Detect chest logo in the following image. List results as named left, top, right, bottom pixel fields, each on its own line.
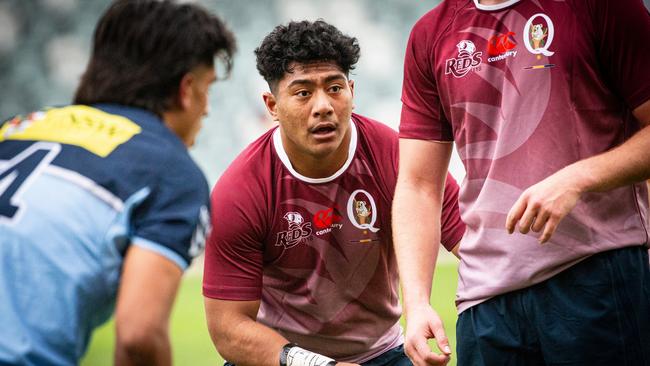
left=445, top=40, right=483, bottom=78
left=523, top=13, right=555, bottom=58
left=275, top=212, right=312, bottom=249
left=347, top=189, right=379, bottom=233
left=487, top=32, right=517, bottom=62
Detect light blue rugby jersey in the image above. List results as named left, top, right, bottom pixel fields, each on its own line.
left=0, top=104, right=210, bottom=365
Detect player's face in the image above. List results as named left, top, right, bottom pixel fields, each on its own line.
left=264, top=62, right=355, bottom=176
left=180, top=64, right=216, bottom=147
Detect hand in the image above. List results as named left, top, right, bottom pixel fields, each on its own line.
left=506, top=166, right=584, bottom=243
left=403, top=304, right=451, bottom=366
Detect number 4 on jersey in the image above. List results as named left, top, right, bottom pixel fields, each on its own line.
left=0, top=142, right=61, bottom=221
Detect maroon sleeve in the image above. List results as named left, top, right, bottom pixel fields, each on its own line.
left=589, top=0, right=650, bottom=109
left=399, top=13, right=454, bottom=141
left=202, top=167, right=266, bottom=301
left=440, top=173, right=465, bottom=251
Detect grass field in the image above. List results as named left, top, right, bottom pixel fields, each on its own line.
left=81, top=261, right=459, bottom=366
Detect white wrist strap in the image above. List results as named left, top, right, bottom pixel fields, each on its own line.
left=286, top=346, right=335, bottom=366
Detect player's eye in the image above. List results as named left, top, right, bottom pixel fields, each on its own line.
left=329, top=85, right=342, bottom=93
left=296, top=90, right=310, bottom=97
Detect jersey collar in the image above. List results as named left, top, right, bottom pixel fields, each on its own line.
left=273, top=119, right=358, bottom=184
left=473, top=0, right=521, bottom=11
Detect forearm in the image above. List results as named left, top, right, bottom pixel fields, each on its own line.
left=208, top=309, right=288, bottom=366
left=567, top=125, right=650, bottom=194
left=393, top=177, right=442, bottom=311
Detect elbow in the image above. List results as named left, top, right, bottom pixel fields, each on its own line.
left=116, top=322, right=168, bottom=361
left=206, top=312, right=248, bottom=362
left=207, top=316, right=232, bottom=356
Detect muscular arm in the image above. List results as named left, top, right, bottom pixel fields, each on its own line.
left=392, top=138, right=452, bottom=366
left=507, top=99, right=650, bottom=242
left=205, top=298, right=288, bottom=366
left=114, top=246, right=182, bottom=366
left=204, top=299, right=357, bottom=366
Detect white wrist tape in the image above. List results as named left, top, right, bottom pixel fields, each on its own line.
left=286, top=346, right=336, bottom=366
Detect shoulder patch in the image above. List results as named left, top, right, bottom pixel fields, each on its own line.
left=0, top=105, right=141, bottom=157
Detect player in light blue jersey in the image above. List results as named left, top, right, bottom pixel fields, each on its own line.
left=0, top=1, right=236, bottom=365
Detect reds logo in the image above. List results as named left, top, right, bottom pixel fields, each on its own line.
left=275, top=212, right=312, bottom=249
left=445, top=40, right=482, bottom=78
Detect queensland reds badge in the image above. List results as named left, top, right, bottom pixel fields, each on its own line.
left=347, top=189, right=379, bottom=233
left=275, top=211, right=312, bottom=249
left=445, top=40, right=482, bottom=78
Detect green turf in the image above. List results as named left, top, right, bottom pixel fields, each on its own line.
left=81, top=262, right=459, bottom=366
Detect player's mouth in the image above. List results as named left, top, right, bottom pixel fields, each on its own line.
left=309, top=123, right=337, bottom=140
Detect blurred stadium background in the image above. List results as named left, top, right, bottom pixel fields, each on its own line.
left=1, top=0, right=649, bottom=365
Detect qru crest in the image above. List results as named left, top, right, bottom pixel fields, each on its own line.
left=347, top=189, right=380, bottom=233
left=523, top=13, right=555, bottom=57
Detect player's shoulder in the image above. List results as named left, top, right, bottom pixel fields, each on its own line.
left=114, top=105, right=204, bottom=179
left=100, top=104, right=208, bottom=195
left=214, top=127, right=276, bottom=193
left=351, top=113, right=398, bottom=162
left=410, top=0, right=463, bottom=46
left=352, top=113, right=397, bottom=141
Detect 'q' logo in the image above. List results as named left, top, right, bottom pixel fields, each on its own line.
left=523, top=13, right=555, bottom=57
left=347, top=189, right=380, bottom=233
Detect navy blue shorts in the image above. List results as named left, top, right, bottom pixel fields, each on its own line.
left=224, top=344, right=411, bottom=366
left=457, top=246, right=650, bottom=366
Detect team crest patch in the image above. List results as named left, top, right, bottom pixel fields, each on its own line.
left=523, top=13, right=556, bottom=70
left=275, top=211, right=312, bottom=249
left=347, top=189, right=379, bottom=233
left=445, top=40, right=482, bottom=78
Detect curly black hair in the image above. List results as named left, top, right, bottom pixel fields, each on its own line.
left=255, top=20, right=360, bottom=91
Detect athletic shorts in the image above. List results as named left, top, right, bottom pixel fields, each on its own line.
left=457, top=245, right=650, bottom=366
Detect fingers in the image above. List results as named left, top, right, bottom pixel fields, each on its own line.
left=539, top=215, right=560, bottom=243
left=505, top=194, right=527, bottom=233
left=404, top=327, right=451, bottom=365
left=530, top=209, right=550, bottom=233
left=409, top=340, right=449, bottom=366
left=516, top=202, right=539, bottom=234
left=507, top=196, right=562, bottom=243
left=431, top=321, right=451, bottom=356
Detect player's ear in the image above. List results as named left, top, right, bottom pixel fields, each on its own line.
left=263, top=92, right=279, bottom=121
left=178, top=72, right=195, bottom=111
left=349, top=79, right=355, bottom=110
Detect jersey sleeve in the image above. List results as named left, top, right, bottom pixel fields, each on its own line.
left=202, top=170, right=266, bottom=301
left=130, top=156, right=210, bottom=271
left=400, top=16, right=454, bottom=141
left=589, top=0, right=650, bottom=110
left=440, top=173, right=465, bottom=251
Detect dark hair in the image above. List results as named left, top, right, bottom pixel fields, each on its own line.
left=73, top=0, right=236, bottom=115
left=255, top=20, right=360, bottom=91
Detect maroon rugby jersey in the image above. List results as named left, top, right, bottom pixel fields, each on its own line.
left=203, top=113, right=464, bottom=362
left=401, top=0, right=650, bottom=313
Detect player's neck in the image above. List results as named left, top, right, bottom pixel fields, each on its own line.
left=286, top=130, right=351, bottom=179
